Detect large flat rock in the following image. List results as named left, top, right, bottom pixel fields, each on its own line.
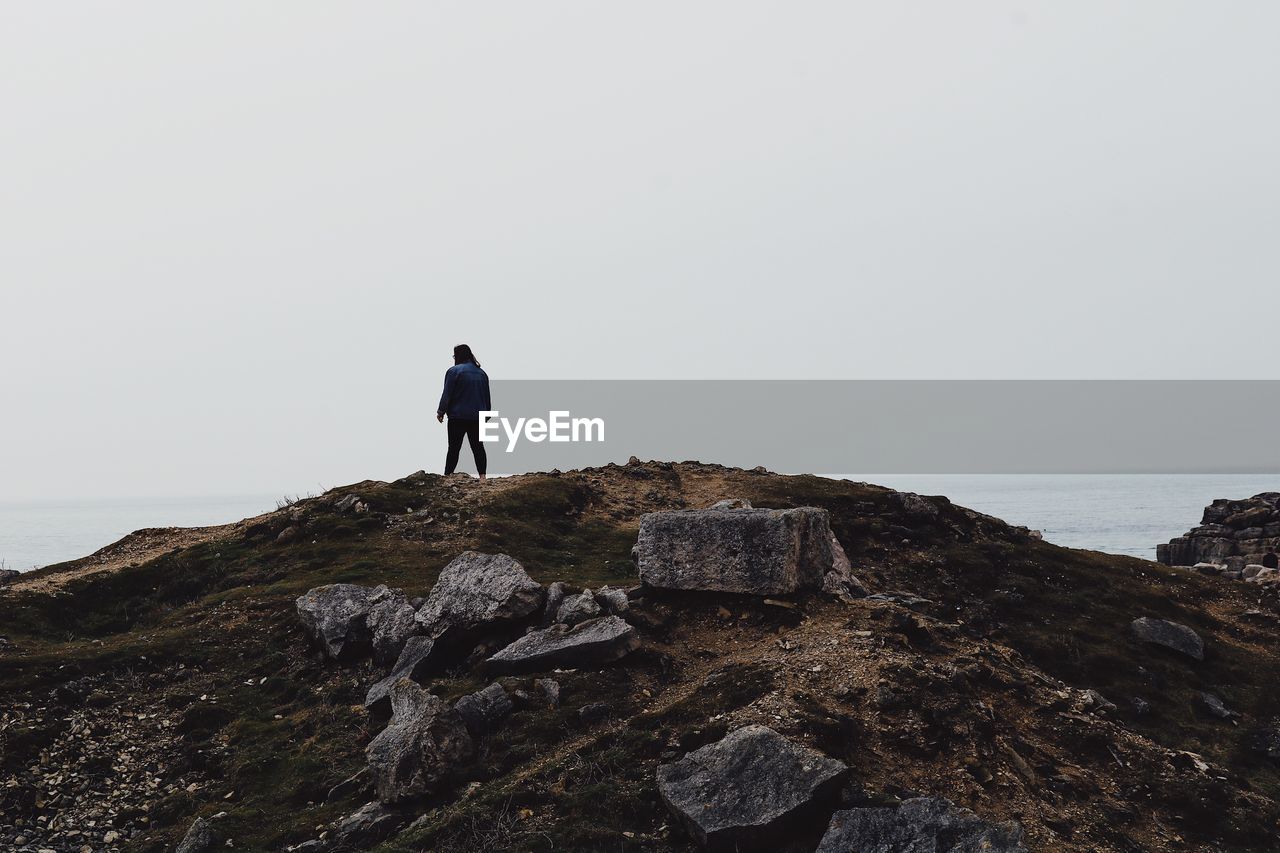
left=656, top=725, right=847, bottom=849
left=485, top=615, right=639, bottom=675
left=816, top=797, right=1026, bottom=852
left=1130, top=617, right=1204, bottom=661
left=635, top=506, right=836, bottom=595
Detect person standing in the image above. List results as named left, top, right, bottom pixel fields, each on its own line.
left=436, top=344, right=491, bottom=480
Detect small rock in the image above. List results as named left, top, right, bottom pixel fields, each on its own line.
left=329, top=802, right=404, bottom=850
left=175, top=817, right=218, bottom=853
left=453, top=683, right=513, bottom=737
left=593, top=586, right=630, bottom=615
left=365, top=636, right=437, bottom=712
left=535, top=678, right=561, bottom=708
left=333, top=494, right=362, bottom=513
left=1200, top=692, right=1238, bottom=720
left=542, top=582, right=567, bottom=626
left=556, top=590, right=601, bottom=626
left=578, top=702, right=611, bottom=724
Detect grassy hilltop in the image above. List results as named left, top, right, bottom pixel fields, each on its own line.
left=2, top=462, right=1278, bottom=851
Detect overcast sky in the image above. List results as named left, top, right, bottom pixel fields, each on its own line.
left=3, top=3, right=1279, bottom=500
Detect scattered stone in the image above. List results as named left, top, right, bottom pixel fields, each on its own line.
left=296, top=584, right=383, bottom=661
left=367, top=590, right=420, bottom=665
left=485, top=616, right=640, bottom=675
left=1200, top=692, right=1238, bottom=720
left=175, top=817, right=218, bottom=853
left=817, top=797, right=1026, bottom=853
left=708, top=498, right=752, bottom=509
left=535, top=677, right=561, bottom=708
left=578, top=702, right=611, bottom=724
left=1080, top=689, right=1116, bottom=716
left=329, top=801, right=404, bottom=850
left=453, top=683, right=513, bottom=737
left=656, top=725, right=847, bottom=849
left=1130, top=617, right=1204, bottom=661
left=594, top=585, right=630, bottom=615
left=634, top=506, right=836, bottom=595
left=366, top=636, right=438, bottom=712
left=333, top=494, right=362, bottom=514
left=415, top=552, right=544, bottom=647
left=365, top=680, right=473, bottom=804
left=556, top=590, right=601, bottom=626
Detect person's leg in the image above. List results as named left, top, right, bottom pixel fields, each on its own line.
left=464, top=419, right=487, bottom=479
left=444, top=418, right=466, bottom=474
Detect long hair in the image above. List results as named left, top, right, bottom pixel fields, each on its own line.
left=453, top=344, right=480, bottom=367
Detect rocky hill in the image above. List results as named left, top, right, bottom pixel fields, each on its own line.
left=2, top=462, right=1280, bottom=852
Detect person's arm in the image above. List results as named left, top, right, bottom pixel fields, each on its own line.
left=437, top=369, right=455, bottom=420
left=481, top=373, right=492, bottom=415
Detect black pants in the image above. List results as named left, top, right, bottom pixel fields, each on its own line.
left=445, top=418, right=486, bottom=475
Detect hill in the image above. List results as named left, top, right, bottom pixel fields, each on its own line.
left=2, top=462, right=1278, bottom=851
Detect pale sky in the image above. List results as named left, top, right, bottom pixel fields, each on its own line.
left=3, top=3, right=1279, bottom=499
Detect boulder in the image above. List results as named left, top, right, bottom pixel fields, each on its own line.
left=1130, top=617, right=1204, bottom=661
left=367, top=590, right=420, bottom=665
left=556, top=590, right=601, bottom=626
left=816, top=797, right=1026, bottom=853
left=0, top=568, right=20, bottom=585
left=485, top=616, right=640, bottom=675
left=296, top=584, right=383, bottom=661
left=329, top=802, right=405, bottom=850
left=365, top=636, right=437, bottom=712
left=415, top=552, right=543, bottom=647
left=709, top=498, right=753, bottom=509
left=635, top=506, right=836, bottom=595
left=175, top=817, right=217, bottom=853
left=453, top=683, right=513, bottom=737
left=656, top=725, right=847, bottom=849
left=594, top=585, right=630, bottom=615
left=365, top=679, right=473, bottom=803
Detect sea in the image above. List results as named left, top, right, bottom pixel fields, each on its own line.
left=2, top=475, right=1279, bottom=572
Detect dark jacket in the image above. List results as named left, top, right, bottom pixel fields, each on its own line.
left=437, top=362, right=491, bottom=420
